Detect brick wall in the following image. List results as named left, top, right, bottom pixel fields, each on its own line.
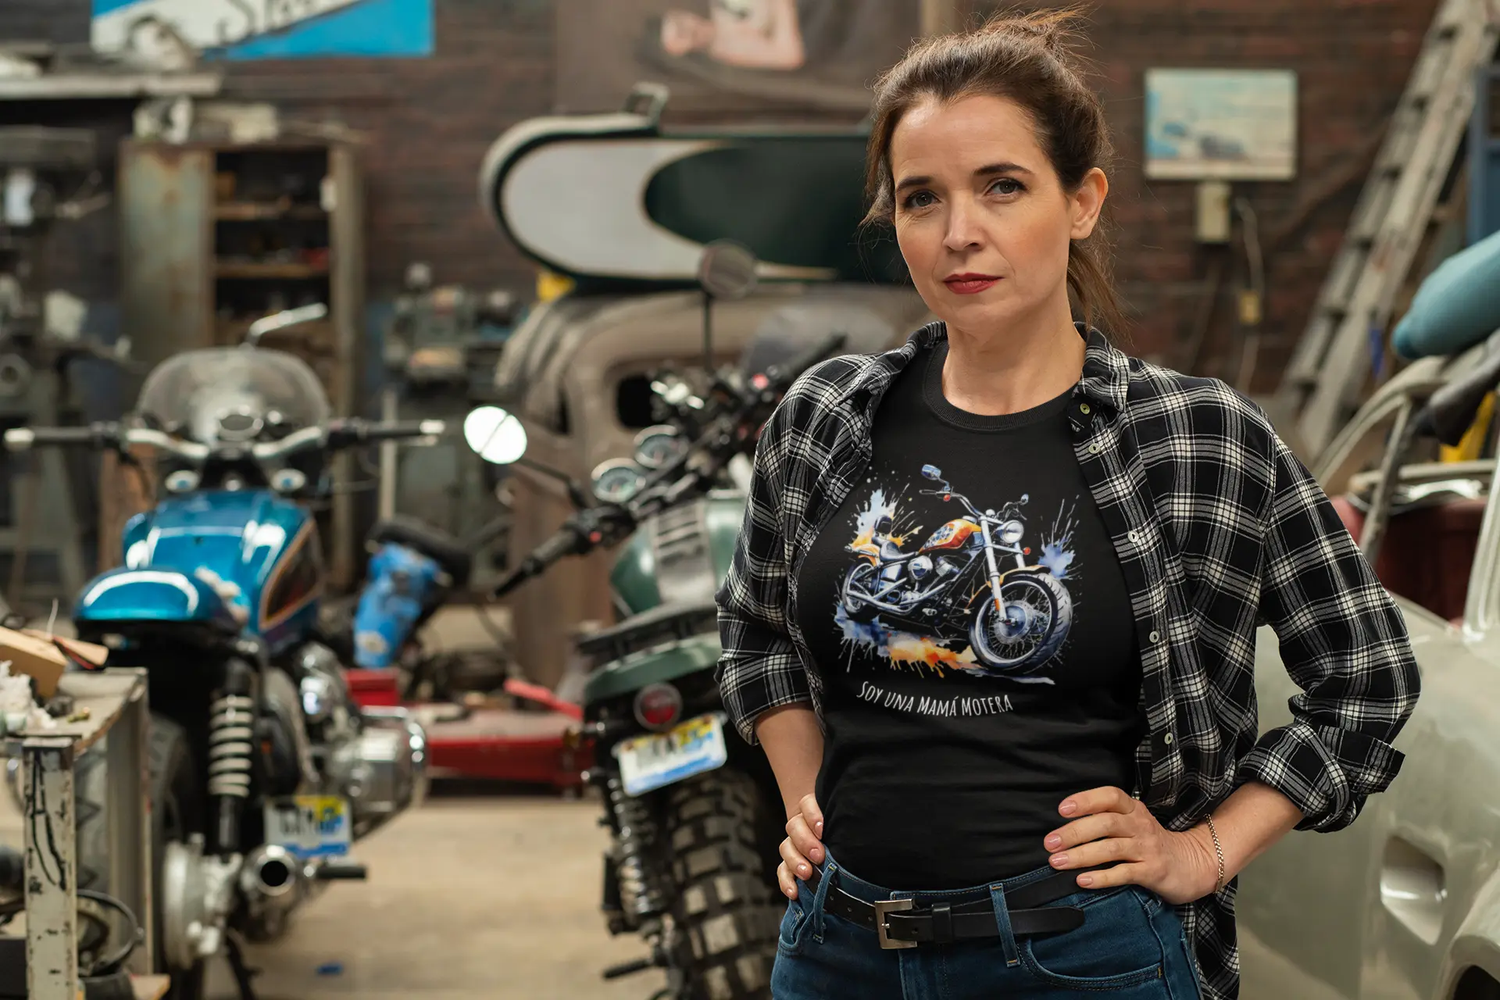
left=971, top=0, right=1441, bottom=387
left=3, top=0, right=1446, bottom=387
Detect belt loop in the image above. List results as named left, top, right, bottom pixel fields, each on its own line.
left=988, top=883, right=1020, bottom=967
left=809, top=859, right=836, bottom=944
left=930, top=902, right=954, bottom=945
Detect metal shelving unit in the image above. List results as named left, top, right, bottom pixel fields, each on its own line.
left=6, top=669, right=156, bottom=1000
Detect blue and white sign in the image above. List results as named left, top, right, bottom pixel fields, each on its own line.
left=92, top=0, right=433, bottom=60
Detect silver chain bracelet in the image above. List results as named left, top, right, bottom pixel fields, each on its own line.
left=1205, top=815, right=1226, bottom=893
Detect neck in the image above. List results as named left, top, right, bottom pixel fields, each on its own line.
left=941, top=297, right=1086, bottom=417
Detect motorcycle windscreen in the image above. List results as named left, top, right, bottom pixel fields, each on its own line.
left=137, top=347, right=331, bottom=441
left=737, top=299, right=903, bottom=376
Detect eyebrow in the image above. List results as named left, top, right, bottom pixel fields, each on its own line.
left=894, top=162, right=1035, bottom=193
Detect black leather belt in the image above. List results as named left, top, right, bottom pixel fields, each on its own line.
left=806, top=865, right=1097, bottom=950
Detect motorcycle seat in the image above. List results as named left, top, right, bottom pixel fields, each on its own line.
left=575, top=600, right=720, bottom=660
left=368, top=516, right=473, bottom=586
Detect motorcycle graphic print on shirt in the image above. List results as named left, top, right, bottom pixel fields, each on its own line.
left=833, top=463, right=1079, bottom=686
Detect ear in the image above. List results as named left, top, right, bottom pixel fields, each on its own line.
left=1069, top=168, right=1108, bottom=241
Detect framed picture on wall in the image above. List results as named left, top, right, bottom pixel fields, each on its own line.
left=555, top=0, right=920, bottom=116
left=1144, top=68, right=1298, bottom=181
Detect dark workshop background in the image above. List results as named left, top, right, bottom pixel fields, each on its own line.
left=0, top=0, right=1439, bottom=389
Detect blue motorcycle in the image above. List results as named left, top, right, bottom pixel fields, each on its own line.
left=3, top=306, right=439, bottom=1000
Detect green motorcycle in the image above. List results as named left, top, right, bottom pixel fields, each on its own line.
left=481, top=326, right=844, bottom=999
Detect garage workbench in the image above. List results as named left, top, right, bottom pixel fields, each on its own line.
left=4, top=669, right=157, bottom=1000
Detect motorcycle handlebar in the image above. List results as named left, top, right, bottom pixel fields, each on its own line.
left=4, top=419, right=444, bottom=463
left=491, top=523, right=585, bottom=598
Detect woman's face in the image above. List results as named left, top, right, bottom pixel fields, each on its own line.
left=888, top=94, right=1106, bottom=339
left=662, top=10, right=717, bottom=56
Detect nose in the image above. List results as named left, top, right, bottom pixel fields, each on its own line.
left=942, top=195, right=985, bottom=253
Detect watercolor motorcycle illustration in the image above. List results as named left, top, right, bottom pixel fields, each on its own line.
left=839, top=464, right=1073, bottom=675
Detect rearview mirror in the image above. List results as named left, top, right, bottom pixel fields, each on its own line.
left=698, top=240, right=759, bottom=301
left=464, top=406, right=528, bottom=465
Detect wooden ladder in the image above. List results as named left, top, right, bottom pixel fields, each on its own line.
left=1274, top=0, right=1500, bottom=459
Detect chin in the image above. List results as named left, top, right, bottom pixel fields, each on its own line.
left=930, top=292, right=1033, bottom=336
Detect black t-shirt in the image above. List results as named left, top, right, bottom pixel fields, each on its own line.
left=798, top=341, right=1145, bottom=889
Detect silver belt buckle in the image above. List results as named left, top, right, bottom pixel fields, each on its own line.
left=874, top=898, right=917, bottom=950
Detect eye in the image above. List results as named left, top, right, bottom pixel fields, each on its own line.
left=988, top=178, right=1025, bottom=196
left=901, top=189, right=937, bottom=210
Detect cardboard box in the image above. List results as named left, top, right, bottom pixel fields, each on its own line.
left=0, top=628, right=108, bottom=699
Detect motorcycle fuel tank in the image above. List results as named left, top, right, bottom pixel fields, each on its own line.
left=919, top=518, right=983, bottom=553
left=76, top=490, right=323, bottom=651
left=608, top=495, right=746, bottom=617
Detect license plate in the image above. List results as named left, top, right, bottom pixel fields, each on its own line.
left=264, top=795, right=352, bottom=859
left=615, top=713, right=728, bottom=797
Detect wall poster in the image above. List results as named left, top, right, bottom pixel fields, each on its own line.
left=555, top=0, right=920, bottom=114
left=1145, top=68, right=1298, bottom=181
left=91, top=0, right=435, bottom=61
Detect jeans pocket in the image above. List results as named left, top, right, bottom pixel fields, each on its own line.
left=1019, top=885, right=1167, bottom=991
left=778, top=893, right=813, bottom=956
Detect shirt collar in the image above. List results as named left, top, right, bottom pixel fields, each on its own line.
left=839, top=321, right=1130, bottom=414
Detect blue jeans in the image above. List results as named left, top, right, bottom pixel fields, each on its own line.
left=773, top=852, right=1202, bottom=999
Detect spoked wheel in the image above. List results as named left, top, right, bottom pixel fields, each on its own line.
left=967, top=571, right=1073, bottom=675
left=76, top=715, right=206, bottom=1000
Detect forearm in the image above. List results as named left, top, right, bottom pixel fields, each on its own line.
left=753, top=702, right=823, bottom=818
left=1189, top=780, right=1304, bottom=891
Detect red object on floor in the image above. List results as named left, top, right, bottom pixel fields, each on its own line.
left=344, top=668, right=401, bottom=707
left=423, top=708, right=592, bottom=789
left=343, top=670, right=590, bottom=790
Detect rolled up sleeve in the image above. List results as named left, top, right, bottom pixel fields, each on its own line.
left=1240, top=434, right=1421, bottom=832
left=715, top=400, right=815, bottom=745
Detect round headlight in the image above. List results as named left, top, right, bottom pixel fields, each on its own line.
left=464, top=406, right=528, bottom=465
left=999, top=520, right=1025, bottom=545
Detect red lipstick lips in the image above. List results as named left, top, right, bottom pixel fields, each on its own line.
left=944, top=273, right=1000, bottom=295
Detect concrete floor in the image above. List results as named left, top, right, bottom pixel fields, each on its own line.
left=206, top=785, right=668, bottom=1000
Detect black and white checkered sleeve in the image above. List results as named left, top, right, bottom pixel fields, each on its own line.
left=1238, top=429, right=1421, bottom=832
left=714, top=394, right=814, bottom=746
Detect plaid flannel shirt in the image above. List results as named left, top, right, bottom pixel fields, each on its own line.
left=714, top=321, right=1420, bottom=999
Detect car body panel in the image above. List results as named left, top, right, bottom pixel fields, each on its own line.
left=1240, top=344, right=1500, bottom=1000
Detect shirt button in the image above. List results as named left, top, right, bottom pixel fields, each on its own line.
left=1088, top=442, right=1101, bottom=454
left=1163, top=733, right=1175, bottom=746
left=1148, top=630, right=1161, bottom=643
left=1127, top=530, right=1140, bottom=543
left=1079, top=403, right=1091, bottom=415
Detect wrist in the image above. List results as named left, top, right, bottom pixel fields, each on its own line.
left=1196, top=817, right=1227, bottom=895
left=1182, top=822, right=1223, bottom=897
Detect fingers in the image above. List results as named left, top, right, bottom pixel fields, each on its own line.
left=1058, top=785, right=1135, bottom=819
left=1049, top=835, right=1135, bottom=873
left=1072, top=861, right=1143, bottom=890
left=778, top=860, right=798, bottom=900
left=785, top=814, right=824, bottom=865
left=780, top=835, right=813, bottom=881
left=798, top=793, right=824, bottom=837
left=1044, top=812, right=1126, bottom=853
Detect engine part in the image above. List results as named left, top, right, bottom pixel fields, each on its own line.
left=296, top=642, right=354, bottom=736
left=330, top=707, right=428, bottom=838
left=606, top=774, right=669, bottom=923
left=160, top=834, right=241, bottom=971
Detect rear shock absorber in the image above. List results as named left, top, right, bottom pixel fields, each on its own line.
left=606, top=775, right=669, bottom=923
left=209, top=660, right=256, bottom=854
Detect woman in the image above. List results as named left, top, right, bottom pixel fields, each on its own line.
left=714, top=10, right=1420, bottom=1000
